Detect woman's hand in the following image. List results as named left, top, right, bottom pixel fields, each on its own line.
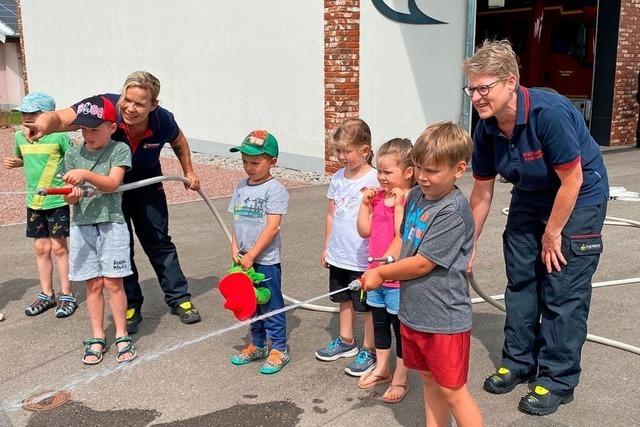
left=541, top=229, right=566, bottom=273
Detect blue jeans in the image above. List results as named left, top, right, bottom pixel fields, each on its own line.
left=251, top=263, right=286, bottom=351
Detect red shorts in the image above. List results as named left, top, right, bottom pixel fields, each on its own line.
left=400, top=323, right=471, bottom=388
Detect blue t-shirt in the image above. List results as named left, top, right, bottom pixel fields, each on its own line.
left=72, top=93, right=180, bottom=181
left=228, top=178, right=289, bottom=265
left=472, top=87, right=608, bottom=207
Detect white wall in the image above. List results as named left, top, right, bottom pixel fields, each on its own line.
left=360, top=0, right=468, bottom=150
left=21, top=0, right=326, bottom=172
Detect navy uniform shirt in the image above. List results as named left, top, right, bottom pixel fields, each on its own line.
left=72, top=93, right=180, bottom=183
left=472, top=87, right=608, bottom=208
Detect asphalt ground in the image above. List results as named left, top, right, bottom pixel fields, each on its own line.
left=1, top=149, right=640, bottom=426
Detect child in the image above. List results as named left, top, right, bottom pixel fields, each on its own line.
left=315, top=118, right=379, bottom=377
left=3, top=93, right=76, bottom=318
left=361, top=122, right=483, bottom=426
left=356, top=138, right=413, bottom=403
left=62, top=96, right=135, bottom=365
left=228, top=130, right=290, bottom=375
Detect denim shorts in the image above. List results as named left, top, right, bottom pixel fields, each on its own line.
left=366, top=286, right=399, bottom=314
left=69, top=222, right=132, bottom=281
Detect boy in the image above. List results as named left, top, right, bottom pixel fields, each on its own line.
left=62, top=95, right=135, bottom=365
left=360, top=122, right=483, bottom=426
left=3, top=93, right=76, bottom=318
left=227, top=130, right=290, bottom=374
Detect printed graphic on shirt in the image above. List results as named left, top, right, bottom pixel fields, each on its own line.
left=334, top=195, right=360, bottom=220
left=233, top=197, right=267, bottom=220
left=403, top=200, right=430, bottom=247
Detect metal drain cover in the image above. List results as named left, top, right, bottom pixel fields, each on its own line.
left=22, top=390, right=71, bottom=411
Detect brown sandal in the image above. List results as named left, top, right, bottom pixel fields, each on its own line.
left=382, top=383, right=409, bottom=403
left=357, top=372, right=392, bottom=390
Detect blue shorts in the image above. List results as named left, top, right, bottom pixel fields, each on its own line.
left=69, top=222, right=132, bottom=281
left=366, top=286, right=399, bottom=314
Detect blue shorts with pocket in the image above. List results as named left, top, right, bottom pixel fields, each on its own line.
left=366, top=286, right=399, bottom=314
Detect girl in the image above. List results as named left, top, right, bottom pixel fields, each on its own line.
left=356, top=138, right=413, bottom=403
left=315, top=118, right=379, bottom=378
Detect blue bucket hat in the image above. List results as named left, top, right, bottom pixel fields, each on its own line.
left=13, top=92, right=56, bottom=113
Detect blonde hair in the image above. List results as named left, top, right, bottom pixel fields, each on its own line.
left=120, top=71, right=161, bottom=103
left=331, top=117, right=373, bottom=164
left=463, top=39, right=520, bottom=83
left=377, top=138, right=413, bottom=170
left=412, top=121, right=473, bottom=167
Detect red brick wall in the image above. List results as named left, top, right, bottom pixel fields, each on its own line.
left=16, top=0, right=28, bottom=94
left=611, top=0, right=640, bottom=146
left=324, top=0, right=360, bottom=173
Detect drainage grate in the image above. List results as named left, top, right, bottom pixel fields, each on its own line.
left=22, top=390, right=71, bottom=412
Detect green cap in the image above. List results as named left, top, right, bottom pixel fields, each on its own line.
left=230, top=130, right=279, bottom=158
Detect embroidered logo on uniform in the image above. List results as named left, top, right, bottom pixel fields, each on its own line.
left=523, top=150, right=543, bottom=161
left=143, top=143, right=161, bottom=149
left=580, top=242, right=601, bottom=252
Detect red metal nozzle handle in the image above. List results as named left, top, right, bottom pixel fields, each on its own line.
left=36, top=187, right=72, bottom=196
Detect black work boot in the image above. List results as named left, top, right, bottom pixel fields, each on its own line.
left=126, top=307, right=142, bottom=335
left=483, top=367, right=535, bottom=394
left=170, top=301, right=201, bottom=324
left=518, top=385, right=574, bottom=415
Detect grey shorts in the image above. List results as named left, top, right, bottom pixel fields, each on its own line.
left=69, top=222, right=132, bottom=281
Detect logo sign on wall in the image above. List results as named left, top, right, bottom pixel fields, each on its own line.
left=371, top=0, right=447, bottom=25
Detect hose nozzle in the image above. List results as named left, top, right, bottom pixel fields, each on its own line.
left=347, top=279, right=362, bottom=291
left=367, top=255, right=395, bottom=264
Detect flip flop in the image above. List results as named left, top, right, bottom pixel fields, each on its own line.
left=357, top=372, right=392, bottom=390
left=382, top=383, right=409, bottom=404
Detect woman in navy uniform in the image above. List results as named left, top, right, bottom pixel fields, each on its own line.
left=464, top=40, right=608, bottom=416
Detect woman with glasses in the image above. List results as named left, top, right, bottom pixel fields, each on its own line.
left=464, top=40, right=608, bottom=416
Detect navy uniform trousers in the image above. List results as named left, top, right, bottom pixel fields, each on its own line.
left=122, top=182, right=191, bottom=309
left=501, top=196, right=607, bottom=394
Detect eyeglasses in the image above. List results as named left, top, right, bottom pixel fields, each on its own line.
left=463, top=79, right=502, bottom=97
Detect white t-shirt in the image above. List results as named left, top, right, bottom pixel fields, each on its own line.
left=326, top=167, right=379, bottom=271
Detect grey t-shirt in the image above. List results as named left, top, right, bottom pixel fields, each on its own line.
left=398, top=186, right=474, bottom=333
left=228, top=177, right=289, bottom=265
left=64, top=140, right=131, bottom=226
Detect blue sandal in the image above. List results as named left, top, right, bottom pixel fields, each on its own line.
left=82, top=337, right=108, bottom=365
left=114, top=336, right=137, bottom=363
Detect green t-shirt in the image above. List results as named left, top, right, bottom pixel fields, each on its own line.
left=14, top=131, right=71, bottom=210
left=64, top=140, right=132, bottom=226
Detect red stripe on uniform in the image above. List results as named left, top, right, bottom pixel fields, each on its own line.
left=554, top=156, right=581, bottom=171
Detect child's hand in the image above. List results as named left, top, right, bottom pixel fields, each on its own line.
left=320, top=249, right=330, bottom=269
left=3, top=157, right=22, bottom=169
left=390, top=187, right=406, bottom=207
left=360, top=187, right=378, bottom=206
left=237, top=252, right=255, bottom=270
left=63, top=186, right=82, bottom=205
left=63, top=169, right=87, bottom=186
left=361, top=269, right=384, bottom=291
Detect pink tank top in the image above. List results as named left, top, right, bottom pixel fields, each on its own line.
left=369, top=191, right=400, bottom=288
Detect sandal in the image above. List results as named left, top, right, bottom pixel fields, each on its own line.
left=114, top=336, right=137, bottom=363
left=82, top=337, right=108, bottom=365
left=357, top=371, right=392, bottom=390
left=382, top=383, right=409, bottom=404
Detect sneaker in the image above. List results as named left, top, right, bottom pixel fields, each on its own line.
left=126, top=307, right=142, bottom=335
left=344, top=348, right=376, bottom=377
left=260, top=349, right=290, bottom=375
left=483, top=367, right=536, bottom=394
left=55, top=294, right=77, bottom=318
left=315, top=336, right=359, bottom=361
left=25, top=292, right=56, bottom=316
left=231, top=343, right=269, bottom=365
left=518, top=386, right=574, bottom=416
left=170, top=301, right=201, bottom=324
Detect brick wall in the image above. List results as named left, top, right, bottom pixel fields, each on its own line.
left=324, top=0, right=360, bottom=173
left=611, top=0, right=640, bottom=146
left=16, top=0, right=28, bottom=94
